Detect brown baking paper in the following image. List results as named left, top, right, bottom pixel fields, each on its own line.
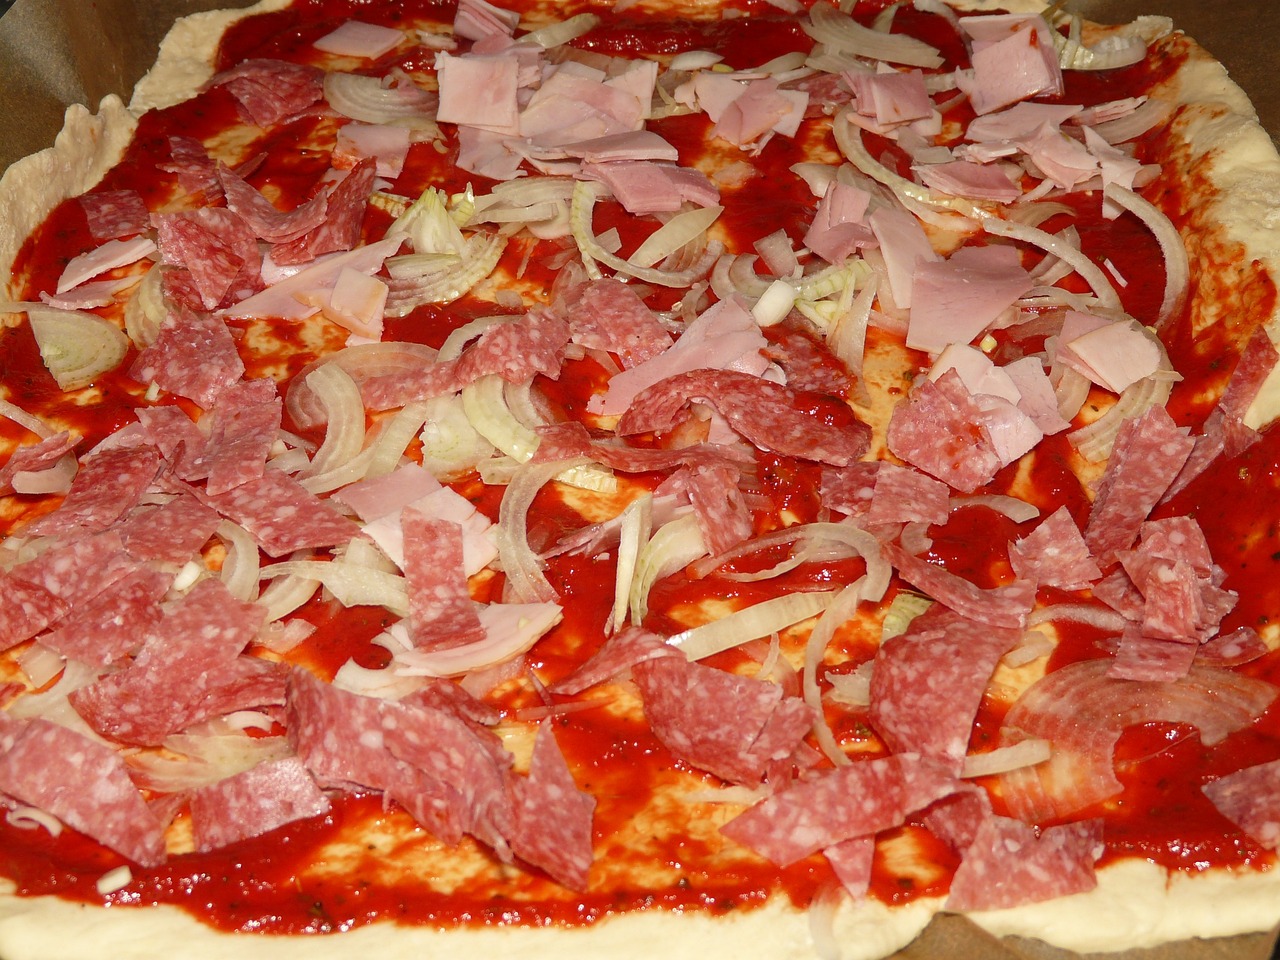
left=0, top=0, right=1278, bottom=958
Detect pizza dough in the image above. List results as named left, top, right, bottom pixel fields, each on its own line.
left=1, top=2, right=1279, bottom=960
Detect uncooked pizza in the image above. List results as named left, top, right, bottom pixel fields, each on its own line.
left=0, top=0, right=1279, bottom=958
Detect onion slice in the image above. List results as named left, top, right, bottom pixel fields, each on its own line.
left=24, top=305, right=129, bottom=390
left=804, top=0, right=943, bottom=68
left=671, top=590, right=837, bottom=661
left=1103, top=182, right=1189, bottom=330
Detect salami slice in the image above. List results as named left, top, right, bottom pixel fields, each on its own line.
left=823, top=836, right=874, bottom=899
left=869, top=610, right=1021, bottom=772
left=69, top=579, right=268, bottom=745
left=190, top=757, right=331, bottom=853
left=945, top=817, right=1103, bottom=911
left=153, top=208, right=263, bottom=310
left=25, top=445, right=159, bottom=537
left=39, top=568, right=172, bottom=666
left=865, top=462, right=950, bottom=526
left=0, top=717, right=167, bottom=866
left=271, top=159, right=377, bottom=265
left=402, top=510, right=486, bottom=650
left=633, top=654, right=815, bottom=787
left=0, top=432, right=77, bottom=495
left=1083, top=406, right=1194, bottom=564
left=1218, top=326, right=1279, bottom=420
left=1202, top=758, right=1280, bottom=849
left=509, top=720, right=596, bottom=890
left=564, top=278, right=671, bottom=367
left=118, top=494, right=222, bottom=563
left=129, top=306, right=247, bottom=410
left=884, top=542, right=1035, bottom=628
left=550, top=625, right=676, bottom=695
left=210, top=59, right=326, bottom=128
left=159, top=136, right=221, bottom=200
left=1007, top=505, right=1101, bottom=591
left=762, top=321, right=854, bottom=397
left=218, top=163, right=329, bottom=244
left=885, top=372, right=1002, bottom=493
left=1108, top=627, right=1198, bottom=682
left=0, top=575, right=69, bottom=652
left=183, top=379, right=282, bottom=495
left=10, top=530, right=137, bottom=604
left=617, top=368, right=870, bottom=466
left=199, top=470, right=359, bottom=557
left=685, top=462, right=753, bottom=556
left=719, top=754, right=957, bottom=866
left=79, top=189, right=151, bottom=240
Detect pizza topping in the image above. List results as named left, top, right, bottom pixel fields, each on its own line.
left=189, top=756, right=331, bottom=853
left=509, top=719, right=596, bottom=890
left=24, top=443, right=158, bottom=537
left=1202, top=759, right=1280, bottom=850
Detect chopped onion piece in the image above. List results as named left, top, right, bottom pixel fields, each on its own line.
left=571, top=181, right=722, bottom=287
left=610, top=494, right=653, bottom=634
left=7, top=808, right=63, bottom=837
left=333, top=623, right=425, bottom=699
left=257, top=570, right=322, bottom=623
left=629, top=205, right=723, bottom=269
left=631, top=513, right=707, bottom=625
left=950, top=494, right=1040, bottom=523
left=286, top=342, right=438, bottom=430
left=462, top=374, right=541, bottom=462
left=324, top=71, right=439, bottom=128
left=804, top=0, right=943, bottom=68
left=215, top=520, right=260, bottom=602
left=301, top=362, right=367, bottom=478
left=826, top=662, right=874, bottom=707
left=982, top=217, right=1122, bottom=311
left=803, top=579, right=870, bottom=766
left=522, top=12, right=600, bottom=47
left=752, top=278, right=796, bottom=327
left=1103, top=183, right=1189, bottom=330
left=881, top=590, right=932, bottom=642
left=421, top=392, right=497, bottom=479
left=497, top=457, right=590, bottom=603
left=123, top=261, right=165, bottom=348
left=1026, top=603, right=1128, bottom=633
left=260, top=560, right=409, bottom=616
left=962, top=739, right=1051, bottom=778
left=24, top=305, right=129, bottom=391
left=669, top=50, right=723, bottom=71
left=18, top=642, right=64, bottom=688
left=1003, top=627, right=1058, bottom=667
left=384, top=231, right=507, bottom=314
left=1068, top=374, right=1174, bottom=462
left=671, top=590, right=837, bottom=661
left=96, top=866, right=134, bottom=896
left=131, top=729, right=292, bottom=792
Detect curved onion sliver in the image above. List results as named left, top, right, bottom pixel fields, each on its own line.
left=285, top=341, right=438, bottom=430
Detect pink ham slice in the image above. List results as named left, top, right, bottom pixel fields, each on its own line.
left=24, top=444, right=158, bottom=537
left=914, top=160, right=1021, bottom=203
left=509, top=719, right=596, bottom=890
left=803, top=180, right=873, bottom=266
left=945, top=817, right=1103, bottom=911
left=579, top=160, right=717, bottom=215
left=190, top=756, right=330, bottom=853
left=616, top=368, right=871, bottom=466
left=1083, top=406, right=1195, bottom=565
left=907, top=245, right=1032, bottom=354
left=958, top=18, right=1063, bottom=116
left=996, top=659, right=1277, bottom=822
left=850, top=69, right=932, bottom=126
left=0, top=717, right=167, bottom=866
left=633, top=654, right=816, bottom=787
left=1202, top=758, right=1280, bottom=849
left=129, top=307, right=246, bottom=410
left=869, top=608, right=1022, bottom=772
left=719, top=753, right=957, bottom=866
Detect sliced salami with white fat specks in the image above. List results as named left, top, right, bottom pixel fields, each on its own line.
left=25, top=445, right=160, bottom=537
left=402, top=509, right=486, bottom=650
left=549, top=626, right=676, bottom=695
left=1202, top=758, right=1280, bottom=849
left=886, top=372, right=1001, bottom=493
left=720, top=753, right=957, bottom=866
left=199, top=469, right=359, bottom=556
left=129, top=306, right=246, bottom=410
left=79, top=189, right=152, bottom=240
left=564, top=279, right=671, bottom=367
left=0, top=717, right=167, bottom=866
left=884, top=542, right=1035, bottom=628
left=685, top=462, right=753, bottom=556
left=39, top=567, right=173, bottom=666
left=209, top=58, right=325, bottom=128
left=510, top=720, right=596, bottom=890
left=118, top=494, right=222, bottom=563
left=945, top=816, right=1103, bottom=911
left=1008, top=505, right=1100, bottom=591
left=182, top=379, right=281, bottom=495
left=190, top=756, right=331, bottom=853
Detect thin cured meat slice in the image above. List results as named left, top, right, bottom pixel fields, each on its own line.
left=402, top=677, right=502, bottom=727
left=218, top=163, right=329, bottom=244
left=883, top=542, right=1035, bottom=629
left=78, top=189, right=151, bottom=240
left=549, top=625, right=676, bottom=695
left=285, top=668, right=465, bottom=844
left=864, top=462, right=951, bottom=526
left=1138, top=516, right=1215, bottom=573
left=134, top=405, right=207, bottom=470
left=159, top=136, right=221, bottom=200
left=69, top=579, right=268, bottom=745
left=945, top=817, right=1103, bottom=911
left=0, top=575, right=69, bottom=652
left=1196, top=626, right=1269, bottom=667
left=402, top=510, right=486, bottom=650
left=25, top=445, right=159, bottom=537
left=189, top=757, right=331, bottom=853
left=921, top=784, right=992, bottom=854
left=869, top=610, right=1022, bottom=772
left=1202, top=758, right=1280, bottom=849
left=995, top=659, right=1277, bottom=822
left=762, top=322, right=854, bottom=397
left=1083, top=406, right=1195, bottom=565
left=117, top=494, right=222, bottom=563
left=360, top=308, right=572, bottom=410
left=823, top=836, right=875, bottom=899
left=152, top=208, right=264, bottom=310
left=182, top=379, right=282, bottom=495
left=818, top=461, right=879, bottom=518
left=719, top=753, right=957, bottom=866
left=271, top=159, right=377, bottom=265
left=129, top=306, right=247, bottom=410
left=563, top=279, right=671, bottom=367
left=633, top=654, right=816, bottom=787
left=1108, top=628, right=1198, bottom=682
left=616, top=368, right=871, bottom=466
left=1218, top=326, right=1280, bottom=421
left=209, top=59, right=325, bottom=128
left=685, top=462, right=753, bottom=556
left=199, top=470, right=360, bottom=557
left=0, top=432, right=77, bottom=495
left=39, top=568, right=173, bottom=666
left=509, top=720, right=596, bottom=890
left=0, top=717, right=167, bottom=866
left=10, top=531, right=137, bottom=605
left=886, top=373, right=1002, bottom=493
left=1007, top=505, right=1101, bottom=591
